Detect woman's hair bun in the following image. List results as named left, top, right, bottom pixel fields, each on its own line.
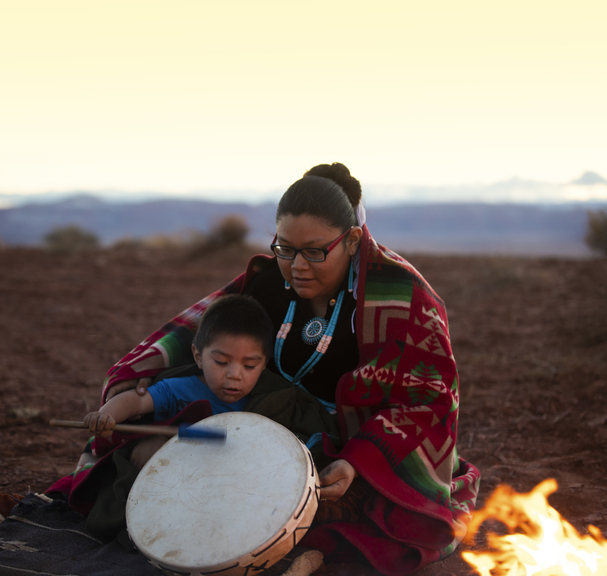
left=304, top=162, right=362, bottom=208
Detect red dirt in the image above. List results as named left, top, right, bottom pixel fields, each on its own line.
left=1, top=244, right=606, bottom=575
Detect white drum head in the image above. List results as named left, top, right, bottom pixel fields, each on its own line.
left=126, top=412, right=317, bottom=576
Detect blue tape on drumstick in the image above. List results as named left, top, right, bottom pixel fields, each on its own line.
left=178, top=424, right=227, bottom=441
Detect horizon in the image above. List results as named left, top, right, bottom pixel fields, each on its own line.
left=0, top=186, right=599, bottom=258
left=1, top=1, right=606, bottom=202
left=1, top=171, right=607, bottom=209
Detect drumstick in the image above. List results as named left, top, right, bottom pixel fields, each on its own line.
left=49, top=419, right=227, bottom=441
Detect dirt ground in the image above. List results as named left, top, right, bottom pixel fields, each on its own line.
left=1, top=243, right=606, bottom=575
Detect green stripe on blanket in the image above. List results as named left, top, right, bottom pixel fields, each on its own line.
left=365, top=275, right=414, bottom=303
left=156, top=329, right=194, bottom=366
left=395, top=450, right=452, bottom=506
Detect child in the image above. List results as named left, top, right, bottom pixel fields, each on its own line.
left=79, top=294, right=285, bottom=543
left=77, top=293, right=341, bottom=544
left=84, top=293, right=273, bottom=443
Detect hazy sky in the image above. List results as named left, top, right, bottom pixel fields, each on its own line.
left=1, top=0, right=606, bottom=201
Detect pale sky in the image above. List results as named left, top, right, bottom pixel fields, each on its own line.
left=1, top=0, right=606, bottom=202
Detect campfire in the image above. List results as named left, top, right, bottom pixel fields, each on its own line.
left=461, top=479, right=607, bottom=575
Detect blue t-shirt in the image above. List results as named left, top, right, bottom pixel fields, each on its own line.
left=147, top=375, right=250, bottom=421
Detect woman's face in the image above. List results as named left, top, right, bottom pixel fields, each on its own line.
left=275, top=214, right=362, bottom=310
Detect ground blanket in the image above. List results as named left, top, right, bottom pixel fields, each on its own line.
left=0, top=493, right=160, bottom=575
left=0, top=494, right=317, bottom=576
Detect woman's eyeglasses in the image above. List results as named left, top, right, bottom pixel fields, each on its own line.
left=270, top=227, right=353, bottom=262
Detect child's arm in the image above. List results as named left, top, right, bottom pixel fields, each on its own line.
left=84, top=390, right=155, bottom=438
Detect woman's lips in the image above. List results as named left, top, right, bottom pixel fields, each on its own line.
left=292, top=277, right=313, bottom=286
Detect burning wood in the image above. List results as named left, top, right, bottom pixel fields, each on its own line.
left=461, top=479, right=607, bottom=576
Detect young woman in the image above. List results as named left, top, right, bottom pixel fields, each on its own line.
left=99, top=162, right=480, bottom=575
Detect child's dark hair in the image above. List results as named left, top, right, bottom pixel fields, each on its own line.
left=192, top=294, right=274, bottom=360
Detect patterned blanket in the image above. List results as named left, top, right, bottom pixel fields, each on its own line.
left=51, top=225, right=480, bottom=576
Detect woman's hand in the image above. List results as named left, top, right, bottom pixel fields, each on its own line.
left=105, top=377, right=152, bottom=401
left=319, top=459, right=359, bottom=501
left=84, top=411, right=116, bottom=438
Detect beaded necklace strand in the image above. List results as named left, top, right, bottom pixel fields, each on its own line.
left=274, top=263, right=353, bottom=383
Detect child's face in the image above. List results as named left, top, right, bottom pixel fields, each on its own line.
left=191, top=334, right=267, bottom=403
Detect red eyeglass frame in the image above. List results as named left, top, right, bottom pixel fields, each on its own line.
left=270, top=226, right=353, bottom=262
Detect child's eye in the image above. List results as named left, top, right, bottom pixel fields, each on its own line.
left=214, top=360, right=228, bottom=366
left=244, top=365, right=258, bottom=370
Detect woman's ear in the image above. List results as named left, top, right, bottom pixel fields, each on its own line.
left=346, top=226, right=363, bottom=256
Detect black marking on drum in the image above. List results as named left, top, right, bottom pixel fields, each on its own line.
left=251, top=528, right=287, bottom=557
left=306, top=451, right=315, bottom=477
left=292, top=524, right=313, bottom=546
left=245, top=559, right=271, bottom=574
left=294, top=487, right=312, bottom=520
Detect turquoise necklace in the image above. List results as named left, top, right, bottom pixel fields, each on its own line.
left=274, top=263, right=353, bottom=384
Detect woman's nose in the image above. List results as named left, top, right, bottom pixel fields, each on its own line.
left=291, top=252, right=310, bottom=269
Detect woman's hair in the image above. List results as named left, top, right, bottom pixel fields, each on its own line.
left=192, top=294, right=274, bottom=360
left=276, top=162, right=362, bottom=231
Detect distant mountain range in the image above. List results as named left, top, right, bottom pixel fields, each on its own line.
left=2, top=171, right=607, bottom=208
left=1, top=193, right=604, bottom=257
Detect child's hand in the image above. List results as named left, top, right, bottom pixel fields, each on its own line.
left=84, top=411, right=116, bottom=438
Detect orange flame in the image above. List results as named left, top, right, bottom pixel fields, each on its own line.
left=461, top=479, right=607, bottom=576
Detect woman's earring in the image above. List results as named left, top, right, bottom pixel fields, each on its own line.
left=285, top=280, right=291, bottom=290
left=348, top=261, right=354, bottom=292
